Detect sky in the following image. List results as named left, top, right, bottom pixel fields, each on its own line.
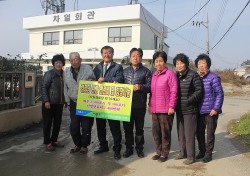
left=0, top=0, right=249, bottom=69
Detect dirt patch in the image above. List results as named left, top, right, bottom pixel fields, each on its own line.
left=222, top=83, right=250, bottom=96
left=166, top=163, right=206, bottom=176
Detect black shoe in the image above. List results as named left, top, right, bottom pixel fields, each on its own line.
left=158, top=156, right=168, bottom=163
left=114, top=151, right=121, bottom=159
left=136, top=149, right=144, bottom=158
left=123, top=148, right=133, bottom=158
left=152, top=154, right=160, bottom=160
left=196, top=152, right=205, bottom=159
left=202, top=155, right=212, bottom=163
left=94, top=147, right=109, bottom=154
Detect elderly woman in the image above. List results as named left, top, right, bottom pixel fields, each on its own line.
left=42, top=54, right=66, bottom=151
left=195, top=54, right=224, bottom=163
left=173, top=53, right=203, bottom=165
left=149, top=51, right=178, bottom=163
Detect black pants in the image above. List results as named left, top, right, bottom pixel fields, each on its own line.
left=123, top=108, right=146, bottom=150
left=176, top=113, right=197, bottom=160
left=70, top=100, right=94, bottom=148
left=42, top=103, right=63, bottom=144
left=196, top=114, right=218, bottom=156
left=96, top=117, right=122, bottom=151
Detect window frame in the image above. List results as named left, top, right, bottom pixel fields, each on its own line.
left=43, top=32, right=59, bottom=46
left=108, top=26, right=132, bottom=43
left=64, top=30, right=82, bottom=44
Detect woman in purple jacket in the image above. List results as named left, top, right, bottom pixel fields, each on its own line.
left=195, top=54, right=224, bottom=163
left=149, top=51, right=178, bottom=163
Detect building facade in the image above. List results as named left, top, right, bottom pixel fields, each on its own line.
left=22, top=4, right=173, bottom=72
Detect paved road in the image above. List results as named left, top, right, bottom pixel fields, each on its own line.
left=0, top=96, right=250, bottom=176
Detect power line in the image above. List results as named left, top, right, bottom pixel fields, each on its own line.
left=211, top=0, right=229, bottom=43
left=141, top=1, right=206, bottom=52
left=168, top=26, right=207, bottom=52
left=210, top=0, right=250, bottom=51
left=168, top=0, right=211, bottom=33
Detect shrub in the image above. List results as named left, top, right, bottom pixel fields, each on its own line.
left=214, top=69, right=247, bottom=87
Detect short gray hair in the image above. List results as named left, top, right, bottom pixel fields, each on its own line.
left=69, top=52, right=80, bottom=59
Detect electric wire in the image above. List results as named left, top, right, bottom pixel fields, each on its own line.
left=168, top=0, right=211, bottom=33
left=211, top=0, right=228, bottom=43
left=210, top=0, right=250, bottom=51
left=168, top=26, right=207, bottom=51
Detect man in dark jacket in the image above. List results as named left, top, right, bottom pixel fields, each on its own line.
left=195, top=54, right=224, bottom=163
left=173, top=53, right=203, bottom=165
left=122, top=48, right=151, bottom=158
left=93, top=45, right=124, bottom=159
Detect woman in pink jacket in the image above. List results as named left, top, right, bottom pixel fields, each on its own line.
left=149, top=51, right=178, bottom=163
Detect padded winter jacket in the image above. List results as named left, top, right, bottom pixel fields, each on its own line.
left=149, top=67, right=178, bottom=113
left=42, top=68, right=64, bottom=104
left=176, top=68, right=203, bottom=115
left=123, top=63, right=152, bottom=108
left=199, top=71, right=224, bottom=114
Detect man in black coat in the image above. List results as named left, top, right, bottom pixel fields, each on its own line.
left=122, top=48, right=151, bottom=158
left=93, top=46, right=124, bottom=159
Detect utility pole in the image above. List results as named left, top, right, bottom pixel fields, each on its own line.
left=193, top=13, right=209, bottom=55
left=159, top=27, right=164, bottom=51
left=129, top=0, right=139, bottom=5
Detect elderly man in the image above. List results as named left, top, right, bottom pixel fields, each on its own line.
left=93, top=45, right=124, bottom=159
left=122, top=48, right=151, bottom=158
left=64, top=52, right=96, bottom=154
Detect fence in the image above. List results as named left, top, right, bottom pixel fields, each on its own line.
left=0, top=72, right=42, bottom=111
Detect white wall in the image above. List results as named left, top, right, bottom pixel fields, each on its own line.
left=23, top=4, right=141, bottom=30
left=28, top=20, right=142, bottom=54
left=140, top=21, right=161, bottom=50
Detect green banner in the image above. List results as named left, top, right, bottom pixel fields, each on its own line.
left=76, top=81, right=133, bottom=122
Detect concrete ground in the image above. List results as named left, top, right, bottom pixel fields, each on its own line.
left=0, top=96, right=250, bottom=176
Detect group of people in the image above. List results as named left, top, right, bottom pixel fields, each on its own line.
left=41, top=45, right=224, bottom=165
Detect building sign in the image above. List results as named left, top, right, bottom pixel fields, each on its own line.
left=76, top=81, right=133, bottom=122
left=53, top=11, right=95, bottom=23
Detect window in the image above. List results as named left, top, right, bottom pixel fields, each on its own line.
left=43, top=32, right=59, bottom=45
left=108, top=27, right=132, bottom=42
left=64, top=30, right=82, bottom=44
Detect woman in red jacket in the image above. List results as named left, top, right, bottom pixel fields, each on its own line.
left=149, top=51, right=178, bottom=162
